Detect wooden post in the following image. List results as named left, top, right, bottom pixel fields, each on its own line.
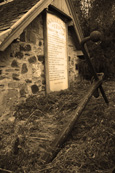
left=42, top=75, right=104, bottom=163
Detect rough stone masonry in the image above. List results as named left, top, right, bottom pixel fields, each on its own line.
left=0, top=13, right=79, bottom=117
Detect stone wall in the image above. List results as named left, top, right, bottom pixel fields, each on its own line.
left=0, top=13, right=79, bottom=117
left=0, top=14, right=45, bottom=117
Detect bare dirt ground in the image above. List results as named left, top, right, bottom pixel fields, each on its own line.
left=0, top=79, right=115, bottom=173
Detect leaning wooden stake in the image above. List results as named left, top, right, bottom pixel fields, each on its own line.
left=42, top=75, right=104, bottom=163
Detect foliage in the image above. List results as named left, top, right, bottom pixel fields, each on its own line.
left=0, top=0, right=5, bottom=2
left=73, top=0, right=115, bottom=79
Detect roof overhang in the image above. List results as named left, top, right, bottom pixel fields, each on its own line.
left=65, top=0, right=83, bottom=42
left=0, top=0, right=53, bottom=51
left=0, top=0, right=83, bottom=51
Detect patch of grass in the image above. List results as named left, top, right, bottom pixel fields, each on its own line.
left=0, top=80, right=115, bottom=172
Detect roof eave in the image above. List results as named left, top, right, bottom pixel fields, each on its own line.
left=0, top=0, right=53, bottom=51
left=65, top=0, right=84, bottom=42
left=0, top=0, right=84, bottom=51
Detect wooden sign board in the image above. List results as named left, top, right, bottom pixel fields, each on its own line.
left=45, top=12, right=68, bottom=93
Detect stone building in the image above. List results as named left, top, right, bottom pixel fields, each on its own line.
left=0, top=0, right=83, bottom=116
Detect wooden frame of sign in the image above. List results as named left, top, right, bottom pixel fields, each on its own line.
left=44, top=10, right=69, bottom=93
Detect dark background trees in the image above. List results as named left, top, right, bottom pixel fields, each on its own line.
left=73, top=0, right=115, bottom=79
left=0, top=0, right=5, bottom=2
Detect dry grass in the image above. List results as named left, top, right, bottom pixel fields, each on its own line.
left=0, top=79, right=115, bottom=173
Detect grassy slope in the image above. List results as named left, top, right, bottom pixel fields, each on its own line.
left=47, top=80, right=115, bottom=173
left=0, top=80, right=115, bottom=173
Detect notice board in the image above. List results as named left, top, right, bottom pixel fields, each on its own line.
left=45, top=12, right=68, bottom=93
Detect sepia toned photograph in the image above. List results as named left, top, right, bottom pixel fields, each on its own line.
left=0, top=0, right=115, bottom=172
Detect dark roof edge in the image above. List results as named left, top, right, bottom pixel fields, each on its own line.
left=0, top=0, right=53, bottom=51
left=65, top=0, right=84, bottom=42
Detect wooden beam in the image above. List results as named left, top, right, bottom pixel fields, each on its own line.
left=41, top=75, right=104, bottom=163
left=65, top=0, right=84, bottom=42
